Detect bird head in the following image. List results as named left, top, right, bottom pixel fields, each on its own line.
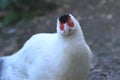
left=57, top=14, right=81, bottom=36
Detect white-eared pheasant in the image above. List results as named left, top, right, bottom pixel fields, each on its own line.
left=0, top=14, right=92, bottom=80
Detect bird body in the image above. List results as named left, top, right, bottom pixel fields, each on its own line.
left=0, top=14, right=92, bottom=80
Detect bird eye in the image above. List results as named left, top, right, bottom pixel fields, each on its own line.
left=67, top=18, right=74, bottom=28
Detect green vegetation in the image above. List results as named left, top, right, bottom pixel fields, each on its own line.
left=0, top=0, right=17, bottom=9
left=0, top=0, right=58, bottom=26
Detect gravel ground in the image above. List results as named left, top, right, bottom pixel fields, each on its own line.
left=0, top=0, right=120, bottom=80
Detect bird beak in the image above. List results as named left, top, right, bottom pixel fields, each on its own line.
left=64, top=24, right=71, bottom=35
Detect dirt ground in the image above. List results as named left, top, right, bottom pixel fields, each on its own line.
left=0, top=0, right=120, bottom=80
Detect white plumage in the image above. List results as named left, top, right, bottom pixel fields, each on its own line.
left=0, top=14, right=92, bottom=80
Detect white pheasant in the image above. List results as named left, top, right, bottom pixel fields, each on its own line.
left=0, top=14, right=92, bottom=80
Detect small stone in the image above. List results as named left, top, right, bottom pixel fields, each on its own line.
left=107, top=14, right=112, bottom=20
left=7, top=28, right=16, bottom=34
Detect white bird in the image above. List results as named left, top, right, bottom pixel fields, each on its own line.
left=0, top=14, right=92, bottom=80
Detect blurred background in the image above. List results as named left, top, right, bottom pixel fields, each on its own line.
left=0, top=0, right=120, bottom=80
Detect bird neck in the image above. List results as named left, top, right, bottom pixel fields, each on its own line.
left=58, top=29, right=86, bottom=44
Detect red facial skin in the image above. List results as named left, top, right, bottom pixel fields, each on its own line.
left=67, top=18, right=74, bottom=28
left=59, top=17, right=74, bottom=31
left=60, top=22, right=64, bottom=31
